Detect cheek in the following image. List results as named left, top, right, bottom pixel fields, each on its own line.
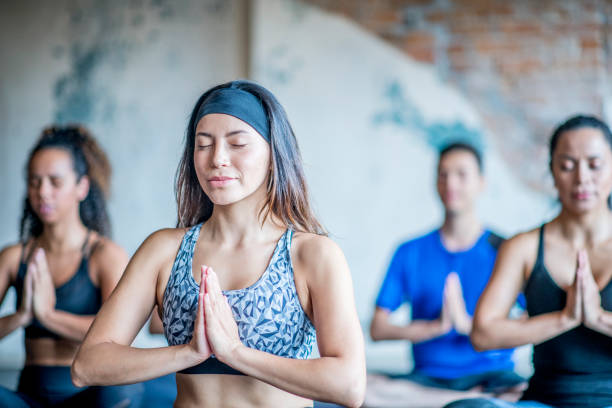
left=598, top=171, right=612, bottom=192
left=239, top=151, right=270, bottom=180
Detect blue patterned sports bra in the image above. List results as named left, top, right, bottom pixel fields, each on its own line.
left=162, top=224, right=316, bottom=375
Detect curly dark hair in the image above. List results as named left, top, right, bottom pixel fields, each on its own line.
left=20, top=125, right=112, bottom=241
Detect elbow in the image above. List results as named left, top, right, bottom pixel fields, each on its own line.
left=370, top=328, right=382, bottom=342
left=340, top=373, right=366, bottom=408
left=470, top=319, right=493, bottom=351
left=71, top=352, right=94, bottom=387
left=369, top=321, right=383, bottom=342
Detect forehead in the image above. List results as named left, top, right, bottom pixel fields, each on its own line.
left=554, top=127, right=610, bottom=155
left=29, top=148, right=73, bottom=174
left=438, top=149, right=480, bottom=169
left=195, top=113, right=260, bottom=137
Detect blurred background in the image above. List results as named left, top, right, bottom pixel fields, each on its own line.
left=1, top=0, right=611, bottom=387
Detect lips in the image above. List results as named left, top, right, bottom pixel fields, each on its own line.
left=38, top=204, right=54, bottom=216
left=208, top=176, right=235, bottom=187
left=572, top=192, right=593, bottom=200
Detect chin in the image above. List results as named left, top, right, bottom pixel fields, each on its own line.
left=207, top=192, right=244, bottom=206
left=444, top=203, right=465, bottom=214
left=564, top=201, right=600, bottom=214
left=34, top=211, right=58, bottom=223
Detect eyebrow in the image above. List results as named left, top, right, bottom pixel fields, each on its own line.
left=557, top=154, right=602, bottom=161
left=196, top=130, right=248, bottom=138
left=28, top=173, right=64, bottom=179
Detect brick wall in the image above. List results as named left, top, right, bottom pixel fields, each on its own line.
left=302, top=0, right=612, bottom=191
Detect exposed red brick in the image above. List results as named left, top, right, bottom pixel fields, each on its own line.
left=303, top=0, right=609, bottom=193
left=581, top=35, right=602, bottom=50
left=425, top=11, right=450, bottom=23
left=405, top=47, right=436, bottom=63
left=388, top=0, right=434, bottom=6
left=402, top=30, right=435, bottom=49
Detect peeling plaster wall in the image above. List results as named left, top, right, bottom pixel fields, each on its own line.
left=0, top=0, right=244, bottom=370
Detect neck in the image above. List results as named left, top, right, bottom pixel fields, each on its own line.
left=40, top=212, right=88, bottom=253
left=556, top=204, right=612, bottom=248
left=440, top=208, right=482, bottom=251
left=204, top=195, right=282, bottom=247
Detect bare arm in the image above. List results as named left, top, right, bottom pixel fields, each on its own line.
left=34, top=241, right=128, bottom=341
left=471, top=231, right=579, bottom=350
left=71, top=229, right=208, bottom=387
left=586, top=311, right=612, bottom=337
left=581, top=250, right=612, bottom=337
left=370, top=307, right=450, bottom=343
left=0, top=244, right=33, bottom=339
left=148, top=306, right=164, bottom=335
left=203, top=236, right=366, bottom=408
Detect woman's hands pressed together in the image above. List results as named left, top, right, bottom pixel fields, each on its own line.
left=202, top=266, right=242, bottom=364
left=188, top=265, right=242, bottom=366
left=30, top=249, right=57, bottom=324
left=188, top=266, right=213, bottom=362
left=562, top=249, right=606, bottom=331
left=578, top=250, right=605, bottom=330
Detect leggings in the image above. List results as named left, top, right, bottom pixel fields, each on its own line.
left=0, top=365, right=144, bottom=408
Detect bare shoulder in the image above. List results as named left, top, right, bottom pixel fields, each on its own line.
left=291, top=232, right=350, bottom=289
left=0, top=243, right=23, bottom=263
left=0, top=243, right=23, bottom=281
left=291, top=232, right=344, bottom=267
left=90, top=236, right=127, bottom=262
left=500, top=227, right=540, bottom=255
left=495, top=227, right=541, bottom=283
left=92, top=228, right=188, bottom=271
left=140, top=227, right=189, bottom=255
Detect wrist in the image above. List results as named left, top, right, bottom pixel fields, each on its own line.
left=430, top=319, right=450, bottom=337
left=16, top=309, right=32, bottom=326
left=559, top=311, right=580, bottom=331
left=455, top=317, right=473, bottom=335
left=217, top=340, right=245, bottom=366
left=584, top=310, right=602, bottom=331
left=180, top=343, right=208, bottom=367
left=35, top=307, right=54, bottom=325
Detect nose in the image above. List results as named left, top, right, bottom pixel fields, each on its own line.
left=576, top=161, right=590, bottom=184
left=38, top=178, right=53, bottom=198
left=211, top=143, right=230, bottom=168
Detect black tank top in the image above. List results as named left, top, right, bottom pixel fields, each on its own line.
left=521, top=224, right=612, bottom=407
left=13, top=233, right=102, bottom=340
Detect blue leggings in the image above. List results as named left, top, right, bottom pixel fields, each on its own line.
left=444, top=398, right=555, bottom=408
left=0, top=365, right=144, bottom=407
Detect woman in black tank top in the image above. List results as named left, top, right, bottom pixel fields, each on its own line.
left=0, top=126, right=143, bottom=407
left=446, top=115, right=612, bottom=408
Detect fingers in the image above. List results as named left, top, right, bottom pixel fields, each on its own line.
left=206, top=268, right=224, bottom=309
left=199, top=266, right=207, bottom=295
left=203, top=293, right=214, bottom=329
left=34, top=248, right=49, bottom=276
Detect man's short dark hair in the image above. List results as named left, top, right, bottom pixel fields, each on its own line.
left=438, top=142, right=483, bottom=173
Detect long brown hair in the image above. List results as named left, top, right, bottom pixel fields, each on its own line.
left=175, top=80, right=326, bottom=235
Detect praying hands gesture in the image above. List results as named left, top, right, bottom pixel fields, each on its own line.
left=29, top=248, right=57, bottom=324
left=563, top=249, right=611, bottom=335
left=441, top=272, right=473, bottom=335
left=17, top=258, right=35, bottom=326
left=188, top=265, right=242, bottom=365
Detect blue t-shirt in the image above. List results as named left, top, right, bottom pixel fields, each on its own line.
left=376, top=229, right=517, bottom=379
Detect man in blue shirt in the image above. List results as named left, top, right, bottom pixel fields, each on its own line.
left=370, top=142, right=525, bottom=396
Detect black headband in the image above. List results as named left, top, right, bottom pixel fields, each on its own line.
left=194, top=87, right=270, bottom=142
